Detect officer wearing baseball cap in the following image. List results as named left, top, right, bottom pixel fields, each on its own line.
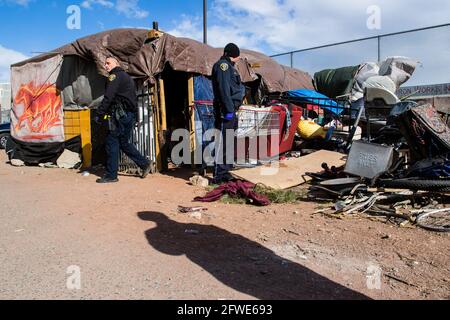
left=211, top=43, right=245, bottom=184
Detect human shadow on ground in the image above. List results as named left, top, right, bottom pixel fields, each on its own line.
left=138, top=211, right=371, bottom=300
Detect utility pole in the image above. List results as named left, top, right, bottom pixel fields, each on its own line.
left=203, top=0, right=207, bottom=44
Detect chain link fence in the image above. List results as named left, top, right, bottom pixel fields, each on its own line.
left=271, top=24, right=450, bottom=86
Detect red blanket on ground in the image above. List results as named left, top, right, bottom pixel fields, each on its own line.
left=194, top=180, right=271, bottom=206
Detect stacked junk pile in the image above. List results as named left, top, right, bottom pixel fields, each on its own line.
left=225, top=57, right=449, bottom=233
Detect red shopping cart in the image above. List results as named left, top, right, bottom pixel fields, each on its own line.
left=235, top=104, right=302, bottom=164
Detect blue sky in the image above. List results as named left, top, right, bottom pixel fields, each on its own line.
left=0, top=0, right=449, bottom=85
left=0, top=0, right=202, bottom=54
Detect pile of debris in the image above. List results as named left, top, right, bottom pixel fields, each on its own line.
left=311, top=178, right=449, bottom=232
left=228, top=74, right=449, bottom=232
left=306, top=107, right=450, bottom=232
left=188, top=55, right=449, bottom=232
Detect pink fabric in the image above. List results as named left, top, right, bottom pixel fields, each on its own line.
left=194, top=180, right=271, bottom=206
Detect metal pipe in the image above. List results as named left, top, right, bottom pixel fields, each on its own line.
left=270, top=23, right=450, bottom=57
left=139, top=87, right=143, bottom=155
left=377, top=36, right=381, bottom=62
left=203, top=0, right=207, bottom=44
left=143, top=92, right=146, bottom=157
left=146, top=86, right=151, bottom=161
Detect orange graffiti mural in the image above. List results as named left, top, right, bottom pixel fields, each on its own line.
left=14, top=82, right=62, bottom=140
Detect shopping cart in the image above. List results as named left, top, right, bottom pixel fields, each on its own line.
left=236, top=106, right=280, bottom=138
left=235, top=105, right=302, bottom=164
left=274, top=94, right=364, bottom=152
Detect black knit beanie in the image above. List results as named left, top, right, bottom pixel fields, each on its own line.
left=224, top=43, right=240, bottom=58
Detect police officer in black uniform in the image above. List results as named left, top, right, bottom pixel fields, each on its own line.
left=212, top=43, right=245, bottom=184
left=96, top=56, right=151, bottom=183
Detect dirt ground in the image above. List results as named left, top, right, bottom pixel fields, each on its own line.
left=0, top=151, right=448, bottom=300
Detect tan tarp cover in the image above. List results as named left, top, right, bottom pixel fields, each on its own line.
left=13, top=29, right=313, bottom=93
left=231, top=150, right=346, bottom=190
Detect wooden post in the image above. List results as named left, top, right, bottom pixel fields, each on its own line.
left=158, top=78, right=168, bottom=131
left=187, top=75, right=196, bottom=168
left=158, top=78, right=169, bottom=171
left=79, top=109, right=92, bottom=168
left=152, top=84, right=162, bottom=172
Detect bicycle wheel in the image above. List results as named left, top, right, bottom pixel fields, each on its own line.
left=379, top=178, right=450, bottom=191
left=416, top=210, right=450, bottom=232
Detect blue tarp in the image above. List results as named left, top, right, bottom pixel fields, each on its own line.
left=286, top=89, right=342, bottom=115
left=194, top=76, right=215, bottom=167
left=194, top=75, right=214, bottom=101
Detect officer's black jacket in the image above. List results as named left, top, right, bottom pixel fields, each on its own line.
left=98, top=67, right=137, bottom=115
left=212, top=56, right=245, bottom=115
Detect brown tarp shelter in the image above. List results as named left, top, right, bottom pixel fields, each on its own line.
left=10, top=28, right=313, bottom=170
left=13, top=28, right=313, bottom=93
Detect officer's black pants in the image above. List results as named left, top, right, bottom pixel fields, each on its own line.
left=105, top=112, right=149, bottom=179
left=214, top=116, right=237, bottom=180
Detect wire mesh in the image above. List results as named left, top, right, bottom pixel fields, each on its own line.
left=118, top=85, right=155, bottom=174
left=236, top=107, right=280, bottom=138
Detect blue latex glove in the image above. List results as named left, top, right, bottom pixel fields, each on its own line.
left=223, top=112, right=234, bottom=121
left=93, top=115, right=102, bottom=125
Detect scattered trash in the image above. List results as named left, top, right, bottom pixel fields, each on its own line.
left=11, top=159, right=25, bottom=167
left=400, top=220, right=411, bottom=228
left=81, top=171, right=90, bottom=177
left=14, top=229, right=25, bottom=233
left=56, top=149, right=82, bottom=169
left=285, top=151, right=302, bottom=158
left=189, top=175, right=209, bottom=188
left=384, top=273, right=418, bottom=288
left=178, top=206, right=207, bottom=220
left=188, top=212, right=203, bottom=220
left=39, top=162, right=58, bottom=168
left=282, top=228, right=300, bottom=236
left=177, top=206, right=208, bottom=213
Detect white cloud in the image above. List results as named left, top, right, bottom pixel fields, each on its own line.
left=81, top=0, right=114, bottom=10
left=169, top=0, right=450, bottom=52
left=0, top=0, right=33, bottom=6
left=0, top=45, right=29, bottom=82
left=168, top=15, right=203, bottom=41
left=97, top=21, right=106, bottom=30
left=13, top=0, right=32, bottom=5
left=167, top=15, right=263, bottom=51
left=116, top=0, right=148, bottom=19
left=79, top=0, right=148, bottom=19
left=204, top=0, right=450, bottom=53
left=168, top=0, right=450, bottom=85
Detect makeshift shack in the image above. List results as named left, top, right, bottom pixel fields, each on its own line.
left=8, top=28, right=314, bottom=172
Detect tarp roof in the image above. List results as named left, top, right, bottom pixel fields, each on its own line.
left=13, top=28, right=313, bottom=93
